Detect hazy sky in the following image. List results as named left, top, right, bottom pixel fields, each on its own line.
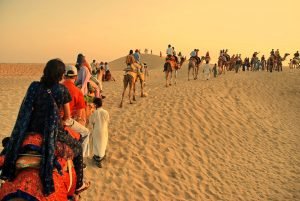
left=0, top=0, right=299, bottom=63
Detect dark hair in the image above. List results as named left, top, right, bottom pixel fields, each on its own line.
left=129, top=50, right=133, bottom=54
left=2, top=137, right=10, bottom=148
left=75, top=54, right=85, bottom=70
left=40, top=59, right=65, bottom=87
left=93, top=97, right=102, bottom=108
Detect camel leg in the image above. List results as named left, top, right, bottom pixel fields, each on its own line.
left=188, top=68, right=190, bottom=81
left=140, top=78, right=145, bottom=97
left=174, top=70, right=177, bottom=85
left=193, top=67, right=195, bottom=80
left=133, top=79, right=136, bottom=101
left=165, top=72, right=169, bottom=87
left=169, top=71, right=172, bottom=86
left=129, top=81, right=133, bottom=104
left=194, top=67, right=198, bottom=80
left=120, top=79, right=128, bottom=108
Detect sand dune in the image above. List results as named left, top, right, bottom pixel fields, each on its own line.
left=0, top=57, right=299, bottom=200
left=109, top=54, right=165, bottom=71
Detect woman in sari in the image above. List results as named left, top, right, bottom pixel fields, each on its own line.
left=0, top=59, right=89, bottom=201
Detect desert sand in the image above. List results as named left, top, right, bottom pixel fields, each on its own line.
left=0, top=55, right=299, bottom=201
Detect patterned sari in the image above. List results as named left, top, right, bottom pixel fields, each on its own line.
left=0, top=82, right=74, bottom=196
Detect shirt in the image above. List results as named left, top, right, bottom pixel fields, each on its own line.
left=166, top=47, right=173, bottom=55
left=190, top=51, right=196, bottom=57
left=63, top=80, right=86, bottom=117
left=203, top=64, right=211, bottom=74
left=104, top=64, right=109, bottom=72
left=76, top=65, right=88, bottom=86
left=133, top=52, right=140, bottom=62
left=90, top=62, right=97, bottom=72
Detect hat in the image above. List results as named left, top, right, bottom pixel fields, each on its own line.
left=65, top=65, right=77, bottom=76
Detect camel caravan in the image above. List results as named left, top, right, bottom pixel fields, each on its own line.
left=215, top=49, right=295, bottom=74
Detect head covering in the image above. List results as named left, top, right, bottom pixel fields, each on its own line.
left=65, top=65, right=78, bottom=76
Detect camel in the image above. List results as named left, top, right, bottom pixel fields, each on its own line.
left=251, top=57, right=260, bottom=71
left=164, top=56, right=186, bottom=87
left=218, top=56, right=226, bottom=74
left=267, top=53, right=289, bottom=72
left=119, top=63, right=145, bottom=108
left=292, top=58, right=300, bottom=69
left=273, top=53, right=290, bottom=72
left=218, top=54, right=231, bottom=74
left=188, top=56, right=205, bottom=80
left=228, top=55, right=239, bottom=71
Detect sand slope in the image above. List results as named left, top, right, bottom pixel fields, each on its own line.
left=109, top=54, right=165, bottom=71
left=0, top=59, right=299, bottom=201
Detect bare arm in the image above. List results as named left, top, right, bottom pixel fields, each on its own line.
left=63, top=103, right=71, bottom=121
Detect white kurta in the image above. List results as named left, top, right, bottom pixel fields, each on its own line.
left=203, top=64, right=211, bottom=80
left=89, top=108, right=109, bottom=158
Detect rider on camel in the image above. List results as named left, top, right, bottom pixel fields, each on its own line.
left=166, top=44, right=174, bottom=61
left=224, top=49, right=230, bottom=62
left=172, top=47, right=178, bottom=63
left=133, top=49, right=141, bottom=65
left=190, top=49, right=200, bottom=65
left=125, top=50, right=137, bottom=72
left=253, top=51, right=259, bottom=58
left=275, top=49, right=280, bottom=58
left=165, top=44, right=175, bottom=71
left=294, top=51, right=299, bottom=59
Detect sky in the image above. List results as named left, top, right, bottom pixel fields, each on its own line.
left=0, top=0, right=299, bottom=63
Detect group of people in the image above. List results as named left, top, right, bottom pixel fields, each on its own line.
left=0, top=55, right=111, bottom=200
left=218, top=49, right=299, bottom=72
left=90, top=60, right=115, bottom=82
left=125, top=49, right=149, bottom=77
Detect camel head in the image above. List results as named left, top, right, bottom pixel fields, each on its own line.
left=282, top=53, right=290, bottom=61
left=180, top=57, right=186, bottom=65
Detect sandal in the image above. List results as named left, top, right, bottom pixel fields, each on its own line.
left=93, top=155, right=105, bottom=162
left=93, top=155, right=100, bottom=162
left=75, top=181, right=91, bottom=194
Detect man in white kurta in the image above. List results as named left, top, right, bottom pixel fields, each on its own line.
left=202, top=60, right=211, bottom=80
left=89, top=99, right=110, bottom=160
